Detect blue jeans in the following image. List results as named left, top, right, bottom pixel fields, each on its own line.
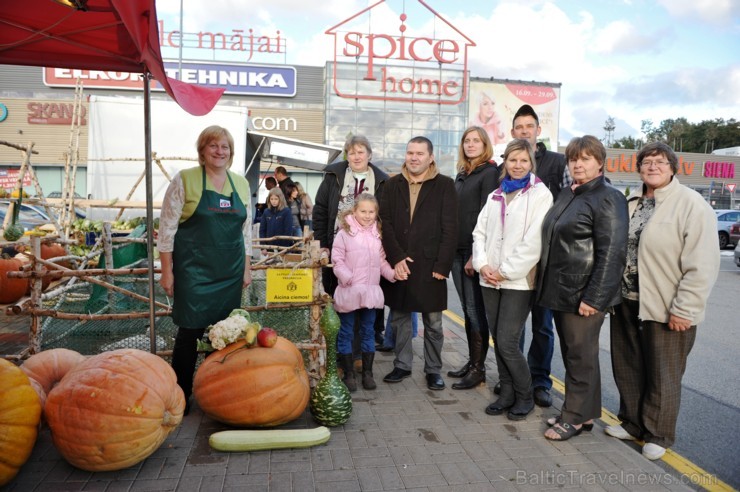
left=383, top=311, right=418, bottom=347
left=519, top=304, right=555, bottom=390
left=450, top=251, right=489, bottom=363
left=338, top=309, right=376, bottom=355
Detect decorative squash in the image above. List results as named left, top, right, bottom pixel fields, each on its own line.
left=3, top=194, right=24, bottom=242
left=0, top=255, right=29, bottom=304
left=21, top=348, right=86, bottom=395
left=45, top=349, right=185, bottom=471
left=0, top=358, right=43, bottom=486
left=193, top=337, right=310, bottom=427
left=310, top=303, right=352, bottom=427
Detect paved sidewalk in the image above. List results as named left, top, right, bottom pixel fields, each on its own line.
left=5, top=315, right=695, bottom=492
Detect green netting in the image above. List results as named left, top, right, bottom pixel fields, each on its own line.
left=39, top=267, right=314, bottom=357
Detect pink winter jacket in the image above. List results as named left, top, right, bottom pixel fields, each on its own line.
left=331, top=215, right=396, bottom=313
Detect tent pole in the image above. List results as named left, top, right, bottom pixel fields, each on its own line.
left=144, top=72, right=157, bottom=354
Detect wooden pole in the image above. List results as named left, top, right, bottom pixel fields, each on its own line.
left=29, top=236, right=43, bottom=354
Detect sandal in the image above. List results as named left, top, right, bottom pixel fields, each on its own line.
left=546, top=415, right=593, bottom=431
left=544, top=422, right=583, bottom=441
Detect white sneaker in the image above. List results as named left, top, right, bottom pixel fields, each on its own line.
left=604, top=424, right=636, bottom=440
left=642, top=443, right=666, bottom=460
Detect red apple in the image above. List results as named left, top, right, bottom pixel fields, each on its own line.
left=257, top=327, right=278, bottom=348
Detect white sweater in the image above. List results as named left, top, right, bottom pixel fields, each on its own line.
left=472, top=174, right=553, bottom=290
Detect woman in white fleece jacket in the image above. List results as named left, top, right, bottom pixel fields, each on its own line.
left=472, top=139, right=553, bottom=421
left=606, top=142, right=719, bottom=461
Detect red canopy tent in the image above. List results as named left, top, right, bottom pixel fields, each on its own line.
left=0, top=0, right=225, bottom=351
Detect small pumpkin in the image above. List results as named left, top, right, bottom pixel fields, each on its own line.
left=310, top=304, right=352, bottom=427
left=193, top=337, right=310, bottom=427
left=21, top=348, right=86, bottom=395
left=41, top=243, right=70, bottom=270
left=0, top=358, right=43, bottom=486
left=0, top=255, right=29, bottom=304
left=45, top=349, right=185, bottom=471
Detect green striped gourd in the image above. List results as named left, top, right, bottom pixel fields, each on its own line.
left=309, top=303, right=352, bottom=426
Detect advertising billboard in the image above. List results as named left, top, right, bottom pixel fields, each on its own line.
left=468, top=79, right=561, bottom=160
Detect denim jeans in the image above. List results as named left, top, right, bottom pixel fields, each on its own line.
left=338, top=309, right=376, bottom=355
left=519, top=304, right=555, bottom=390
left=450, top=250, right=489, bottom=362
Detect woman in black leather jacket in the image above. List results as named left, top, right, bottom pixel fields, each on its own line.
left=538, top=135, right=628, bottom=441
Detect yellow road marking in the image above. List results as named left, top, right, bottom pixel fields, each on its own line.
left=442, top=310, right=733, bottom=492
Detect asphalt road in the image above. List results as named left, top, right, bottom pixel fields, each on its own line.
left=444, top=251, right=740, bottom=489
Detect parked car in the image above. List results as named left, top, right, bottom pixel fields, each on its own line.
left=715, top=209, right=740, bottom=249
left=46, top=191, right=87, bottom=219
left=0, top=200, right=52, bottom=232
left=730, top=221, right=740, bottom=247
left=735, top=242, right=740, bottom=268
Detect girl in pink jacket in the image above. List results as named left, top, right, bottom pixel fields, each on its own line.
left=332, top=193, right=396, bottom=392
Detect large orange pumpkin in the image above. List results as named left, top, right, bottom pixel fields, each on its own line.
left=45, top=349, right=185, bottom=471
left=21, top=348, right=86, bottom=395
left=0, top=358, right=43, bottom=486
left=193, top=337, right=310, bottom=427
left=0, top=256, right=29, bottom=304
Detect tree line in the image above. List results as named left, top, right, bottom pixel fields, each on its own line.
left=604, top=117, right=739, bottom=153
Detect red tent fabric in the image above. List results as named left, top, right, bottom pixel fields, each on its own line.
left=0, top=0, right=223, bottom=116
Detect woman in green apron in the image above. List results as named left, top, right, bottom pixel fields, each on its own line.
left=159, top=126, right=252, bottom=414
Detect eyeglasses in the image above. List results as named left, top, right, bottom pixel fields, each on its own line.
left=640, top=160, right=671, bottom=169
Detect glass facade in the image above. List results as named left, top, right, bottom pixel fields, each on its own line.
left=325, top=61, right=467, bottom=176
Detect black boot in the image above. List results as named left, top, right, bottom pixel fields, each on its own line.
left=447, top=360, right=471, bottom=378
left=361, top=352, right=376, bottom=390
left=452, top=328, right=485, bottom=389
left=485, top=384, right=515, bottom=415
left=448, top=320, right=474, bottom=378
left=339, top=354, right=357, bottom=392
left=507, top=389, right=535, bottom=421
left=452, top=366, right=485, bottom=389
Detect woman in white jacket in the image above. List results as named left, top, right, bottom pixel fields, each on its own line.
left=472, top=139, right=553, bottom=420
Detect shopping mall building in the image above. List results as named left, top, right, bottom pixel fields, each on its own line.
left=1, top=1, right=738, bottom=211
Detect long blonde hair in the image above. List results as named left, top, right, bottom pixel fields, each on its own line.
left=456, top=126, right=494, bottom=174
left=266, top=187, right=287, bottom=211
left=338, top=193, right=381, bottom=235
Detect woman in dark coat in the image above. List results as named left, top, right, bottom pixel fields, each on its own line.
left=313, top=135, right=389, bottom=296
left=448, top=126, right=500, bottom=390
left=538, top=135, right=628, bottom=441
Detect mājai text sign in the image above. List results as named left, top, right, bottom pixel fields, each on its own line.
left=266, top=269, right=312, bottom=303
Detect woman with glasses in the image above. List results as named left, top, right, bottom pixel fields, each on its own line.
left=605, top=142, right=719, bottom=460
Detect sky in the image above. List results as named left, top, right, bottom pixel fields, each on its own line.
left=156, top=0, right=740, bottom=146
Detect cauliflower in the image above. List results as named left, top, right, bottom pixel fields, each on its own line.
left=207, top=315, right=249, bottom=350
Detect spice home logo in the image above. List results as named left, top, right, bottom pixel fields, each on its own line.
left=325, top=0, right=475, bottom=105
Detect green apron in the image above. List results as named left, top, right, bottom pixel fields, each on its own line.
left=172, top=168, right=247, bottom=328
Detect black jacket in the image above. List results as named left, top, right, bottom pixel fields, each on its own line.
left=454, top=161, right=499, bottom=252
left=535, top=142, right=567, bottom=201
left=537, top=175, right=628, bottom=313
left=380, top=170, right=458, bottom=312
left=313, top=161, right=389, bottom=251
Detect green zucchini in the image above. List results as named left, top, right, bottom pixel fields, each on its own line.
left=209, top=426, right=331, bottom=452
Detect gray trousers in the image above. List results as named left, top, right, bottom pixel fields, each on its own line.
left=481, top=288, right=534, bottom=400
left=554, top=310, right=605, bottom=425
left=610, top=300, right=696, bottom=448
left=390, top=310, right=443, bottom=374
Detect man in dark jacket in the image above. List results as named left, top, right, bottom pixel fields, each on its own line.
left=508, top=104, right=571, bottom=408
left=380, top=136, right=458, bottom=390
left=274, top=166, right=294, bottom=200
